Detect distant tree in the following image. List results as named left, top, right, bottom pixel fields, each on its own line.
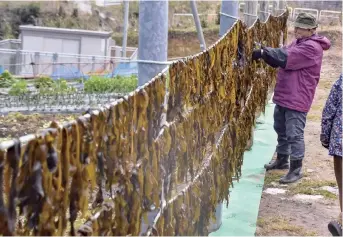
left=72, top=8, right=79, bottom=18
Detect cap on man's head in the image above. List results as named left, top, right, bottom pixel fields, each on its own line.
left=294, top=12, right=318, bottom=29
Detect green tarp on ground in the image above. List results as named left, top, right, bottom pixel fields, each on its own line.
left=210, top=100, right=277, bottom=236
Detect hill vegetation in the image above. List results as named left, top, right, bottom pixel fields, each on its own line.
left=0, top=1, right=220, bottom=40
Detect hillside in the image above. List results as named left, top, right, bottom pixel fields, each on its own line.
left=0, top=1, right=220, bottom=40
left=0, top=1, right=222, bottom=58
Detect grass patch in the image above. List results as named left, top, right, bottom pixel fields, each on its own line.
left=0, top=136, right=12, bottom=143
left=307, top=113, right=322, bottom=122
left=257, top=216, right=302, bottom=232
left=1, top=113, right=77, bottom=126
left=319, top=80, right=335, bottom=90
left=256, top=216, right=318, bottom=235
left=316, top=190, right=337, bottom=199
left=264, top=169, right=311, bottom=187
left=288, top=179, right=337, bottom=199
left=264, top=170, right=285, bottom=186
left=84, top=75, right=137, bottom=93
left=310, top=103, right=324, bottom=112
left=5, top=112, right=41, bottom=122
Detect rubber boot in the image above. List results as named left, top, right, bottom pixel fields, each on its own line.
left=279, top=159, right=303, bottom=184
left=328, top=213, right=343, bottom=236
left=264, top=154, right=289, bottom=171
left=328, top=220, right=342, bottom=236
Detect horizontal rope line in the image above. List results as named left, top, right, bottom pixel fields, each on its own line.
left=220, top=12, right=239, bottom=20
left=243, top=12, right=258, bottom=17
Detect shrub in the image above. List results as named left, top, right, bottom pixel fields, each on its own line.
left=10, top=3, right=40, bottom=37
left=84, top=75, right=138, bottom=93
left=0, top=70, right=16, bottom=88
left=72, top=8, right=79, bottom=18
left=54, top=79, right=76, bottom=94
left=9, top=80, right=28, bottom=96
left=2, top=22, right=14, bottom=39
left=27, top=3, right=40, bottom=18
left=34, top=76, right=54, bottom=89
left=201, top=19, right=208, bottom=28
left=38, top=79, right=76, bottom=95
left=58, top=6, right=66, bottom=18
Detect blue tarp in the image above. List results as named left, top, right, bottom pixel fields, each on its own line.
left=210, top=99, right=277, bottom=236
left=50, top=63, right=137, bottom=80
left=106, top=62, right=138, bottom=78
left=0, top=66, right=4, bottom=74
left=51, top=65, right=89, bottom=80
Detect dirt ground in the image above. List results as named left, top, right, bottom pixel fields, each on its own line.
left=0, top=113, right=79, bottom=141
left=255, top=29, right=342, bottom=236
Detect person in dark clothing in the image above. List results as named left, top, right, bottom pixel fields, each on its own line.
left=252, top=12, right=331, bottom=183
left=320, top=74, right=342, bottom=236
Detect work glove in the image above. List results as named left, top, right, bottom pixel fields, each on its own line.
left=321, top=141, right=329, bottom=149
left=320, top=134, right=330, bottom=149
left=252, top=49, right=262, bottom=61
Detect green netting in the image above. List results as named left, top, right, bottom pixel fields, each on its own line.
left=210, top=100, right=277, bottom=236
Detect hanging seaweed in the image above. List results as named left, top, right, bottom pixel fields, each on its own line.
left=0, top=10, right=288, bottom=236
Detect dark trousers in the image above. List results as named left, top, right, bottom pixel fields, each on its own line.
left=273, top=105, right=307, bottom=160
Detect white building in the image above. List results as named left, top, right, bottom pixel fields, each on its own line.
left=19, top=25, right=114, bottom=76
left=20, top=25, right=112, bottom=56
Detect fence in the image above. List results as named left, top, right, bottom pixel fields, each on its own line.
left=292, top=7, right=319, bottom=20
left=171, top=13, right=218, bottom=27
left=319, top=10, right=342, bottom=25
left=0, top=48, right=139, bottom=79
left=283, top=6, right=342, bottom=24
left=171, top=6, right=341, bottom=30
left=0, top=39, right=21, bottom=50
left=0, top=10, right=288, bottom=236
left=287, top=0, right=342, bottom=11
left=111, top=45, right=138, bottom=59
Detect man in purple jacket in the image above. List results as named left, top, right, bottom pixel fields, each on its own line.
left=252, top=13, right=331, bottom=183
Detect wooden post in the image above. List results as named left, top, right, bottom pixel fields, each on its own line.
left=15, top=49, right=21, bottom=76
left=52, top=53, right=58, bottom=78
left=34, top=52, right=40, bottom=78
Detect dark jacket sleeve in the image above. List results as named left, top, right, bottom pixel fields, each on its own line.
left=320, top=76, right=342, bottom=143
left=261, top=47, right=288, bottom=69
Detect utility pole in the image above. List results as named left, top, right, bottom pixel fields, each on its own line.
left=122, top=0, right=129, bottom=58
left=271, top=0, right=279, bottom=15
left=209, top=0, right=239, bottom=231
left=278, top=0, right=286, bottom=14
left=243, top=1, right=257, bottom=151
left=138, top=0, right=168, bottom=86
left=259, top=1, right=270, bottom=22
left=278, top=0, right=286, bottom=47
left=244, top=1, right=258, bottom=27
left=190, top=0, right=206, bottom=51
left=219, top=0, right=239, bottom=36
